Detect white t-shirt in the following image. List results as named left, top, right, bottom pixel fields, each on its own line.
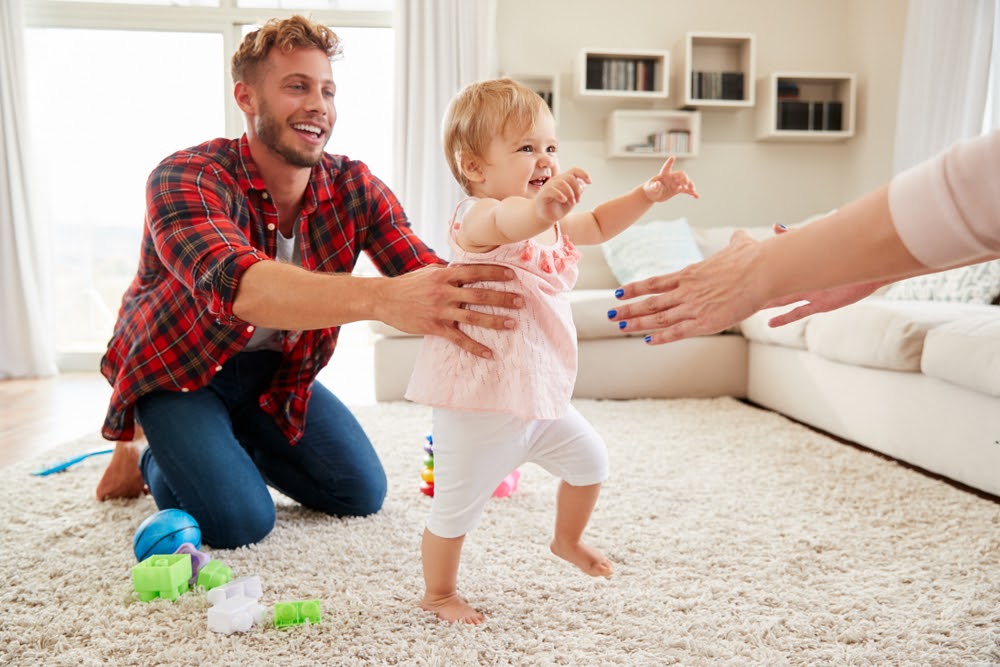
left=244, top=228, right=299, bottom=351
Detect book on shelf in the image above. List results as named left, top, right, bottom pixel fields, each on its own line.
left=691, top=71, right=744, bottom=101
left=777, top=100, right=843, bottom=131
left=586, top=56, right=657, bottom=92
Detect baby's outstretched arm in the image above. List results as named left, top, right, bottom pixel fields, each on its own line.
left=458, top=168, right=591, bottom=252
left=562, top=156, right=699, bottom=246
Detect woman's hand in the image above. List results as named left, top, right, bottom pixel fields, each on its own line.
left=609, top=230, right=764, bottom=344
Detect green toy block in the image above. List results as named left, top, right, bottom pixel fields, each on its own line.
left=273, top=599, right=322, bottom=628
left=197, top=560, right=233, bottom=591
left=132, top=554, right=192, bottom=602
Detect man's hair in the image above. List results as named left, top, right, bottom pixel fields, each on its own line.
left=443, top=77, right=549, bottom=195
left=231, top=15, right=343, bottom=84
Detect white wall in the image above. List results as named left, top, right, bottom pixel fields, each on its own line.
left=496, top=0, right=908, bottom=229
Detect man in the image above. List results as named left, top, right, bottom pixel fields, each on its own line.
left=96, top=16, right=520, bottom=549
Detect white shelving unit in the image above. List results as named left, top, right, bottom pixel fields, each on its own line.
left=575, top=48, right=670, bottom=99
left=605, top=109, right=701, bottom=159
left=756, top=72, right=856, bottom=141
left=507, top=73, right=560, bottom=124
left=676, top=31, right=755, bottom=108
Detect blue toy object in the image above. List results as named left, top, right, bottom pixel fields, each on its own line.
left=133, top=509, right=202, bottom=562
left=32, top=447, right=114, bottom=476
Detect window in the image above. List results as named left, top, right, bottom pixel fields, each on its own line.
left=24, top=2, right=394, bottom=363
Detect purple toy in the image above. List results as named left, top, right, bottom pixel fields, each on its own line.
left=174, top=542, right=211, bottom=586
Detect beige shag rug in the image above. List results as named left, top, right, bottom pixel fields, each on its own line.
left=1, top=398, right=998, bottom=666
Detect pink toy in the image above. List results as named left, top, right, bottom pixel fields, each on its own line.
left=492, top=469, right=521, bottom=498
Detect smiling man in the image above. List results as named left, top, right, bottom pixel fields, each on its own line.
left=95, top=16, right=521, bottom=549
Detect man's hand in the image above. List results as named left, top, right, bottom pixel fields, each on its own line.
left=96, top=439, right=149, bottom=501
left=373, top=264, right=523, bottom=358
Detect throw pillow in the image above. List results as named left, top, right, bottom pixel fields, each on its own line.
left=601, top=218, right=704, bottom=284
left=882, top=259, right=1000, bottom=305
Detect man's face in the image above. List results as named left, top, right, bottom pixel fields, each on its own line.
left=250, top=47, right=337, bottom=168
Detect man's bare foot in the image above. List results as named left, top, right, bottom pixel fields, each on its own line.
left=550, top=539, right=614, bottom=577
left=96, top=440, right=148, bottom=501
left=420, top=592, right=486, bottom=624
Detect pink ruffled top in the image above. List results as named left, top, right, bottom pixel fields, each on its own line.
left=405, top=198, right=583, bottom=419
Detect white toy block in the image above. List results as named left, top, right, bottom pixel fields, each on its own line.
left=206, top=575, right=262, bottom=606
left=207, top=595, right=267, bottom=635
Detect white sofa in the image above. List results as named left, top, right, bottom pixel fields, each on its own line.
left=371, top=225, right=1000, bottom=498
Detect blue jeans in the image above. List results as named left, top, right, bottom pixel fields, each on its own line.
left=135, top=350, right=386, bottom=549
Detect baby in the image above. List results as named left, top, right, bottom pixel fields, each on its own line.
left=406, top=77, right=698, bottom=624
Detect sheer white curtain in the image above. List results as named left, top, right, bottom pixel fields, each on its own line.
left=893, top=0, right=996, bottom=173
left=0, top=0, right=57, bottom=379
left=393, top=0, right=497, bottom=258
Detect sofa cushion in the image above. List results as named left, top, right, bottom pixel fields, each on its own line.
left=739, top=308, right=810, bottom=349
left=921, top=313, right=1000, bottom=396
left=804, top=299, right=997, bottom=372
left=601, top=218, right=703, bottom=284
left=882, top=259, right=1000, bottom=304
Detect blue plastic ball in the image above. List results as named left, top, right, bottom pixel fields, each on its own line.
left=133, top=509, right=202, bottom=562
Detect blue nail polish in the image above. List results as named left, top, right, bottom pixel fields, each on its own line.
left=778, top=224, right=787, bottom=230
left=607, top=309, right=617, bottom=319
left=644, top=335, right=652, bottom=343
left=618, top=321, right=627, bottom=330
left=614, top=288, right=625, bottom=299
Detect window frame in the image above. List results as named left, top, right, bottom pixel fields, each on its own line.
left=23, top=0, right=393, bottom=138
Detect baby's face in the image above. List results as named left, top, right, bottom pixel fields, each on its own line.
left=475, top=108, right=559, bottom=200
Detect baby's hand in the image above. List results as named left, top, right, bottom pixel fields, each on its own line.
left=643, top=156, right=699, bottom=202
left=536, top=167, right=591, bottom=222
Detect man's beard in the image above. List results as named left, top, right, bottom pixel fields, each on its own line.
left=256, top=104, right=323, bottom=168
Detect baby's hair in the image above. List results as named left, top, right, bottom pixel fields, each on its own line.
left=443, top=77, right=550, bottom=194
left=231, top=15, right=343, bottom=85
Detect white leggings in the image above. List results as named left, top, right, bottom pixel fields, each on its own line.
left=426, top=405, right=609, bottom=539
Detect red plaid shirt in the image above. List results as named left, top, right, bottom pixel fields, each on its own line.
left=101, top=135, right=441, bottom=443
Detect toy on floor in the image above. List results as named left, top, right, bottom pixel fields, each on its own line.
left=273, top=599, right=322, bottom=628
left=419, top=433, right=521, bottom=498
left=133, top=508, right=202, bottom=561
left=207, top=576, right=266, bottom=635
left=173, top=542, right=210, bottom=586
left=32, top=447, right=114, bottom=476
left=132, top=553, right=192, bottom=602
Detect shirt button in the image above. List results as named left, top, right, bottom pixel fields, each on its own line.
left=181, top=387, right=190, bottom=393
left=262, top=192, right=269, bottom=200
left=246, top=325, right=255, bottom=333
left=215, top=365, right=223, bottom=372
left=267, top=223, right=276, bottom=231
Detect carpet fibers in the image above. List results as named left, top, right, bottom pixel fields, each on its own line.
left=1, top=398, right=998, bottom=666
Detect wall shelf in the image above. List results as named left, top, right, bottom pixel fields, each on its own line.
left=605, top=109, right=701, bottom=158
left=677, top=31, right=755, bottom=108
left=576, top=48, right=670, bottom=99
left=756, top=72, right=856, bottom=141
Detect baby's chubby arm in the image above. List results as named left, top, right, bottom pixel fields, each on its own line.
left=561, top=156, right=699, bottom=246
left=457, top=168, right=591, bottom=252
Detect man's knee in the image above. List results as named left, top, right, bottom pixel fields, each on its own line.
left=199, top=498, right=276, bottom=549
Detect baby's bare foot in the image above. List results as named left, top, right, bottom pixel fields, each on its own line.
left=550, top=539, right=614, bottom=577
left=420, top=593, right=486, bottom=625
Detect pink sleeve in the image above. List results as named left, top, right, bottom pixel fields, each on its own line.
left=888, top=129, right=1000, bottom=267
